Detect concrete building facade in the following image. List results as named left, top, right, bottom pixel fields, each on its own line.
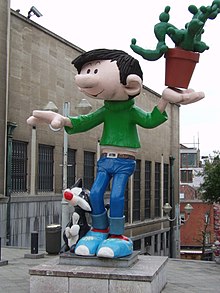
left=0, top=1, right=180, bottom=257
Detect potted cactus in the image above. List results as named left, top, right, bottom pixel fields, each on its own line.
left=130, top=1, right=220, bottom=88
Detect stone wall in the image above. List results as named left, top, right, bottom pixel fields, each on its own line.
left=0, top=195, right=66, bottom=248
left=0, top=198, right=8, bottom=244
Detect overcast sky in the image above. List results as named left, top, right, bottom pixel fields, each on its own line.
left=10, top=0, right=220, bottom=157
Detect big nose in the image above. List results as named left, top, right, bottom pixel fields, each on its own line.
left=75, top=74, right=98, bottom=88
left=64, top=191, right=73, bottom=201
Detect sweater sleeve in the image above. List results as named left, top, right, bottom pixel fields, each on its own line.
left=64, top=106, right=105, bottom=135
left=133, top=105, right=168, bottom=128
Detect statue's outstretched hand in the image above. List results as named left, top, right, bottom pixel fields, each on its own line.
left=27, top=110, right=71, bottom=129
left=162, top=87, right=205, bottom=105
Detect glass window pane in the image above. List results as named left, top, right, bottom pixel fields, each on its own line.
left=145, top=160, right=151, bottom=219
left=133, top=239, right=141, bottom=251
left=163, top=163, right=169, bottom=204
left=84, top=151, right=95, bottom=190
left=181, top=153, right=197, bottom=168
left=155, top=162, right=161, bottom=217
left=181, top=170, right=193, bottom=183
left=133, top=159, right=141, bottom=221
left=67, top=148, right=76, bottom=187
left=38, top=144, right=54, bottom=192
left=12, top=140, right=28, bottom=193
left=124, top=182, right=129, bottom=223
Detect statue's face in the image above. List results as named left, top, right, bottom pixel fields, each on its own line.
left=75, top=60, right=130, bottom=101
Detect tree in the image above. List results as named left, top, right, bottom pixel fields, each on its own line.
left=193, top=207, right=212, bottom=260
left=199, top=151, right=220, bottom=203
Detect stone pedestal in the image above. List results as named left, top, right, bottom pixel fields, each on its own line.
left=0, top=259, right=8, bottom=266
left=59, top=250, right=139, bottom=268
left=29, top=254, right=168, bottom=293
left=24, top=252, right=45, bottom=259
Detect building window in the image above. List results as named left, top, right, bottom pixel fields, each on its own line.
left=155, top=162, right=161, bottom=217
left=204, top=212, right=210, bottom=224
left=38, top=144, right=54, bottom=192
left=161, top=233, right=164, bottom=250
left=166, top=231, right=169, bottom=248
left=145, top=160, right=151, bottom=219
left=84, top=151, right=95, bottom=190
left=180, top=212, right=185, bottom=224
left=133, top=239, right=141, bottom=251
left=67, top=148, right=76, bottom=187
left=133, top=159, right=141, bottom=221
left=154, top=234, right=158, bottom=253
left=163, top=163, right=169, bottom=204
left=180, top=153, right=197, bottom=168
left=144, top=236, right=152, bottom=255
left=205, top=232, right=211, bottom=245
left=11, top=140, right=28, bottom=192
left=181, top=170, right=193, bottom=183
left=145, top=236, right=152, bottom=247
left=124, top=182, right=129, bottom=223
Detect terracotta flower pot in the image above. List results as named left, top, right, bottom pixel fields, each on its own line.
left=164, top=47, right=200, bottom=89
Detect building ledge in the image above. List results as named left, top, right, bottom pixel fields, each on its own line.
left=8, top=194, right=62, bottom=203
left=126, top=217, right=168, bottom=229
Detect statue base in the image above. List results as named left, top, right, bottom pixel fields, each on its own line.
left=24, top=252, right=45, bottom=259
left=29, top=253, right=168, bottom=293
left=59, top=250, right=139, bottom=268
left=0, top=259, right=8, bottom=266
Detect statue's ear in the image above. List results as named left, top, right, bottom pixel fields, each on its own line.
left=71, top=178, right=82, bottom=189
left=124, top=74, right=142, bottom=97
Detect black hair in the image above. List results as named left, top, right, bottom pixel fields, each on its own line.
left=72, top=48, right=143, bottom=85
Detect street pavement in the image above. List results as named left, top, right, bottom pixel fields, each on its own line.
left=0, top=247, right=220, bottom=292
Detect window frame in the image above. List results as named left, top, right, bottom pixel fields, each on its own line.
left=155, top=162, right=161, bottom=217
left=133, top=159, right=141, bottom=221
left=83, top=151, right=95, bottom=190
left=38, top=144, right=54, bottom=192
left=144, top=160, right=151, bottom=219
left=11, top=140, right=28, bottom=193
left=67, top=148, right=76, bottom=187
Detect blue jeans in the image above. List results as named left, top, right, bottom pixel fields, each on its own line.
left=90, top=157, right=136, bottom=219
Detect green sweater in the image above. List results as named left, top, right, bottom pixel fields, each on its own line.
left=65, top=99, right=168, bottom=149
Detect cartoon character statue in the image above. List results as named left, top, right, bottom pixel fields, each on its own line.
left=60, top=179, right=91, bottom=254
left=27, top=48, right=204, bottom=258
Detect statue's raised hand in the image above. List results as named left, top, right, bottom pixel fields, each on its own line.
left=162, top=87, right=205, bottom=105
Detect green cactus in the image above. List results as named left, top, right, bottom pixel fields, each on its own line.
left=130, top=0, right=220, bottom=61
